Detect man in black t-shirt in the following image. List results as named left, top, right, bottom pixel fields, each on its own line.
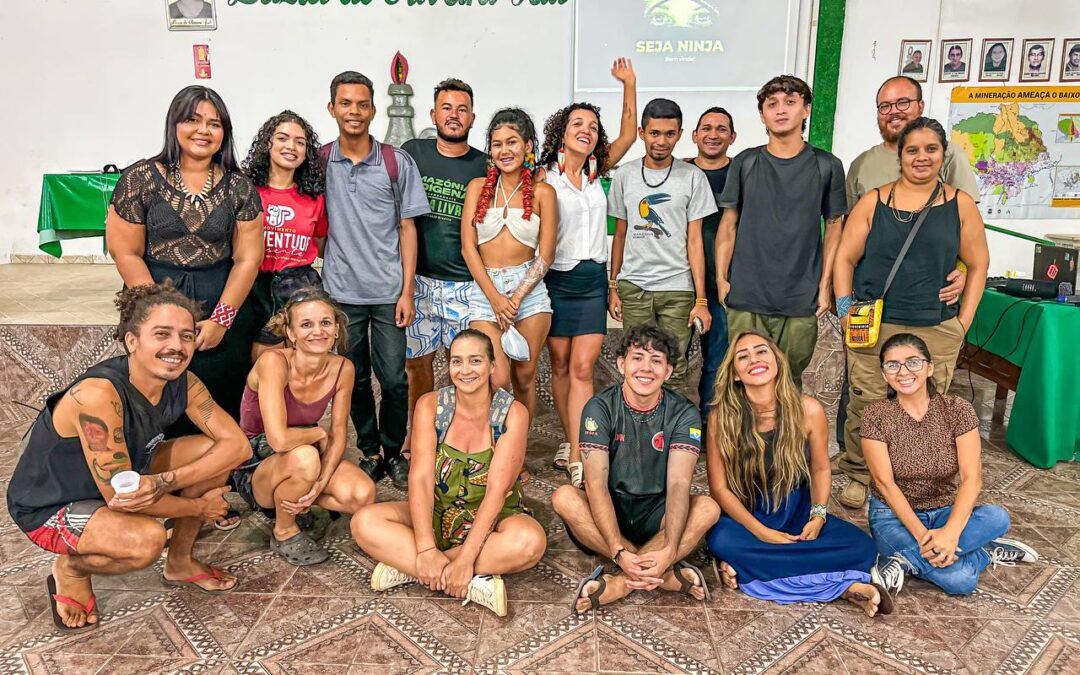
left=6, top=283, right=251, bottom=631
left=688, top=106, right=736, bottom=419
left=715, top=76, right=848, bottom=388
left=402, top=78, right=488, bottom=458
left=552, top=324, right=720, bottom=613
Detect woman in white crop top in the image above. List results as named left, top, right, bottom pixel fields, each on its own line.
left=461, top=108, right=556, bottom=465
left=533, top=58, right=638, bottom=487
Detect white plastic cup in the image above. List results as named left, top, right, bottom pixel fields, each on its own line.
left=111, top=470, right=141, bottom=494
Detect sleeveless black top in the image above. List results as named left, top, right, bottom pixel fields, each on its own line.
left=7, top=356, right=188, bottom=532
left=852, top=188, right=961, bottom=326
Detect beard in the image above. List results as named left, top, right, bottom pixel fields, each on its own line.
left=878, top=115, right=907, bottom=144
left=436, top=126, right=469, bottom=143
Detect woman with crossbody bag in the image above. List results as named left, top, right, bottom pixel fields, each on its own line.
left=832, top=117, right=988, bottom=508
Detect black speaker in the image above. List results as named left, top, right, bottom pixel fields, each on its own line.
left=1001, top=279, right=1062, bottom=299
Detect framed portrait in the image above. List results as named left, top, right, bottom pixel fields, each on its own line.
left=1063, top=39, right=1080, bottom=82
left=979, top=38, right=1014, bottom=82
left=1019, top=39, right=1054, bottom=82
left=898, top=39, right=932, bottom=82
left=166, top=0, right=217, bottom=32
left=940, top=39, right=972, bottom=82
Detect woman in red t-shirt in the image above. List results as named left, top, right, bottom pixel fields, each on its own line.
left=242, top=111, right=328, bottom=360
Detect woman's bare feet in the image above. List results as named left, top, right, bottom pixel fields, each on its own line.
left=52, top=557, right=98, bottom=629
left=575, top=573, right=630, bottom=613
left=719, top=561, right=738, bottom=590
left=163, top=558, right=238, bottom=592
left=842, top=582, right=882, bottom=618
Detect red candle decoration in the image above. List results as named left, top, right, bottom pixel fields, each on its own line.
left=391, top=51, right=409, bottom=85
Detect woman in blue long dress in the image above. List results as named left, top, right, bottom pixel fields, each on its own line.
left=705, top=331, right=903, bottom=617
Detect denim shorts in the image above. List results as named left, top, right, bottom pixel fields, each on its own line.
left=407, top=275, right=474, bottom=358
left=469, top=260, right=552, bottom=323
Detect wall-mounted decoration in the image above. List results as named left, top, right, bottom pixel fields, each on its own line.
left=940, top=39, right=972, bottom=83
left=979, top=38, right=1014, bottom=82
left=193, top=45, right=211, bottom=80
left=1019, top=39, right=1054, bottom=83
left=1062, top=39, right=1080, bottom=82
left=167, top=0, right=216, bottom=32
left=898, top=39, right=932, bottom=82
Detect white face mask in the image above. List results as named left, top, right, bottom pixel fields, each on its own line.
left=501, top=325, right=530, bottom=362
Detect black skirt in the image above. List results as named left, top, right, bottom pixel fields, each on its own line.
left=545, top=260, right=608, bottom=337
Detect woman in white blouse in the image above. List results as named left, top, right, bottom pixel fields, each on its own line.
left=536, top=58, right=638, bottom=486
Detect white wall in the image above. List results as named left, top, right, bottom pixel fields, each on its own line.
left=834, top=0, right=1080, bottom=277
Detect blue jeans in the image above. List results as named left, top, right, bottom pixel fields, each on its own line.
left=868, top=497, right=1010, bottom=595
left=697, top=297, right=729, bottom=418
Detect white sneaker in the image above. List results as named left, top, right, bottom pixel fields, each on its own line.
left=870, top=555, right=907, bottom=596
left=370, top=562, right=417, bottom=591
left=462, top=574, right=507, bottom=617
left=986, top=538, right=1039, bottom=567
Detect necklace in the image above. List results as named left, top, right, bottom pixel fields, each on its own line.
left=888, top=181, right=941, bottom=223
left=171, top=163, right=216, bottom=204
left=496, top=175, right=523, bottom=219
left=641, top=159, right=674, bottom=189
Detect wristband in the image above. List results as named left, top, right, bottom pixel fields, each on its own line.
left=608, top=279, right=618, bottom=290
left=694, top=297, right=708, bottom=307
left=835, top=294, right=854, bottom=319
left=810, top=503, right=828, bottom=521
left=612, top=547, right=626, bottom=565
left=416, top=545, right=437, bottom=556
left=210, top=301, right=237, bottom=329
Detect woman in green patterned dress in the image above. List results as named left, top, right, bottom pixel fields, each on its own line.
left=351, top=329, right=547, bottom=616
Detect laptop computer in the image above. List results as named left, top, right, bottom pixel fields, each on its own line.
left=1033, top=244, right=1078, bottom=288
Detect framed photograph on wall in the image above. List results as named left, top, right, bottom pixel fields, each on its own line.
left=898, top=39, right=932, bottom=82
left=1063, top=39, right=1080, bottom=82
left=166, top=0, right=217, bottom=31
left=940, top=39, right=972, bottom=82
left=979, top=38, right=1014, bottom=81
left=1019, top=39, right=1054, bottom=82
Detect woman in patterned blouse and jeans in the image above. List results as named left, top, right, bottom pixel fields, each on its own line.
left=863, top=333, right=1038, bottom=596
left=107, top=86, right=264, bottom=430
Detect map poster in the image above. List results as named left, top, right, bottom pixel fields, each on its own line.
left=948, top=86, right=1080, bottom=219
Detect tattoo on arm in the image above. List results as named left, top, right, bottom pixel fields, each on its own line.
left=150, top=471, right=177, bottom=500
left=68, top=384, right=86, bottom=405
left=92, top=453, right=130, bottom=484
left=78, top=414, right=110, bottom=453
left=111, top=401, right=123, bottom=417
left=511, top=255, right=551, bottom=298
left=112, top=427, right=124, bottom=444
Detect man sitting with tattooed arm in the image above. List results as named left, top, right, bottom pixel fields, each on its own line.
left=6, top=282, right=251, bottom=632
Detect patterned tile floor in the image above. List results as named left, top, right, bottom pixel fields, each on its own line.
left=0, top=266, right=1078, bottom=674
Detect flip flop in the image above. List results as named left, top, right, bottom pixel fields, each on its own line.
left=46, top=574, right=98, bottom=633
left=872, top=582, right=895, bottom=615
left=674, top=560, right=711, bottom=601
left=214, top=509, right=242, bottom=531
left=570, top=564, right=607, bottom=614
left=161, top=565, right=237, bottom=594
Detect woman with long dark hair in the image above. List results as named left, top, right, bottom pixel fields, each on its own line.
left=242, top=111, right=327, bottom=361
left=352, top=329, right=546, bottom=616
left=460, top=108, right=557, bottom=455
left=107, top=85, right=264, bottom=429
left=706, top=331, right=899, bottom=617
left=863, top=333, right=1038, bottom=595
left=537, top=58, right=638, bottom=487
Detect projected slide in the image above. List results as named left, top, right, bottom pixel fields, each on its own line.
left=574, top=0, right=799, bottom=93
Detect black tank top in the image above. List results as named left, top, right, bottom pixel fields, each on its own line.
left=852, top=187, right=961, bottom=327
left=6, top=356, right=188, bottom=532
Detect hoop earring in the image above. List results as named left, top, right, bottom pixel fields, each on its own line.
left=557, top=146, right=567, bottom=174
left=587, top=154, right=598, bottom=182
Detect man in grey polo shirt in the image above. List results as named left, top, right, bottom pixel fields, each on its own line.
left=323, top=71, right=430, bottom=490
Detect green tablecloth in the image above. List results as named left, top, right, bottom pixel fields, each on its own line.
left=37, top=173, right=118, bottom=257
left=966, top=289, right=1080, bottom=467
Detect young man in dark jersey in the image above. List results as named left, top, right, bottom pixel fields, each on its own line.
left=6, top=283, right=251, bottom=631
left=688, top=106, right=737, bottom=419
left=401, top=78, right=488, bottom=466
left=551, top=324, right=720, bottom=612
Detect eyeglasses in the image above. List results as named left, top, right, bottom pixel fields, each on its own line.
left=876, top=98, right=920, bottom=115
left=882, top=357, right=929, bottom=374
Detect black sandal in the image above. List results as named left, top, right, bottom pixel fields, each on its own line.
left=570, top=564, right=607, bottom=614
left=271, top=530, right=329, bottom=566
left=674, top=560, right=711, bottom=601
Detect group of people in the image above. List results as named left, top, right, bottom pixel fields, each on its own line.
left=8, top=63, right=1040, bottom=633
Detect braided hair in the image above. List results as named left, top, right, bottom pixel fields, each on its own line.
left=475, top=108, right=537, bottom=223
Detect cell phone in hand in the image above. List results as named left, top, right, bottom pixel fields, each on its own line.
left=693, top=317, right=704, bottom=333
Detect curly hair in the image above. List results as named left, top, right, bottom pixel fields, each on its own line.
left=242, top=110, right=325, bottom=198
left=617, top=323, right=680, bottom=366
left=538, top=103, right=612, bottom=178
left=114, top=279, right=201, bottom=350
left=475, top=108, right=537, bottom=223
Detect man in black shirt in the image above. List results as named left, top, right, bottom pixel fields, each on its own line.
left=552, top=325, right=720, bottom=613
left=688, top=107, right=736, bottom=419
left=6, top=283, right=251, bottom=631
left=715, top=76, right=848, bottom=388
left=402, top=78, right=489, bottom=466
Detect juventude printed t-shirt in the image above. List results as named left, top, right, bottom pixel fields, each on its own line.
left=256, top=185, right=328, bottom=273
left=693, top=162, right=731, bottom=302
left=719, top=144, right=847, bottom=317
left=402, top=139, right=488, bottom=282
left=607, top=158, right=717, bottom=292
